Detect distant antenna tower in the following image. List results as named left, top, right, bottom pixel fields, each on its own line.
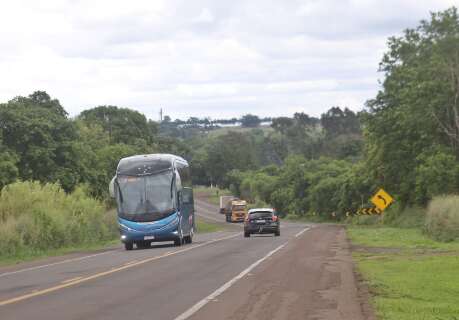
left=159, top=108, right=163, bottom=122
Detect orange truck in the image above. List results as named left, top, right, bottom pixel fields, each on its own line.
left=225, top=199, right=248, bottom=223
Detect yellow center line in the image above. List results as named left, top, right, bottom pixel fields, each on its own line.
left=123, top=260, right=138, bottom=266
left=0, top=233, right=238, bottom=307
left=61, top=276, right=83, bottom=284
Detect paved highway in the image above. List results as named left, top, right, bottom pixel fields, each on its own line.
left=0, top=198, right=367, bottom=320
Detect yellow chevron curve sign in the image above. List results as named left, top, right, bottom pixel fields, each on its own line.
left=371, top=188, right=394, bottom=211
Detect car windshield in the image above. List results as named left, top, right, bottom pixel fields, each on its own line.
left=116, top=171, right=175, bottom=222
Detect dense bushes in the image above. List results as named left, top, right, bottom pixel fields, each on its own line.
left=223, top=156, right=368, bottom=218
left=425, top=195, right=459, bottom=242
left=0, top=181, right=118, bottom=258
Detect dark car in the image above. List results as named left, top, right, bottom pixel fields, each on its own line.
left=244, top=208, right=280, bottom=237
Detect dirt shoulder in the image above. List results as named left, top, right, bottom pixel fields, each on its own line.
left=190, top=224, right=374, bottom=320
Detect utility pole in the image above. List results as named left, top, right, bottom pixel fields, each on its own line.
left=159, top=108, right=163, bottom=122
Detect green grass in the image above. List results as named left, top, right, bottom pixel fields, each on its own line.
left=0, top=239, right=118, bottom=267
left=195, top=218, right=223, bottom=233
left=348, top=227, right=459, bottom=250
left=355, top=253, right=459, bottom=320
left=194, top=186, right=232, bottom=206
left=348, top=226, right=459, bottom=320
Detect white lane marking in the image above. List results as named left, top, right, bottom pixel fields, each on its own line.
left=174, top=242, right=287, bottom=320
left=295, top=227, right=310, bottom=238
left=0, top=251, right=113, bottom=278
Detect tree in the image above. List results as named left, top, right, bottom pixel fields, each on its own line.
left=364, top=7, right=459, bottom=205
left=321, top=107, right=360, bottom=137
left=202, top=131, right=258, bottom=185
left=240, top=114, right=261, bottom=127
left=0, top=92, right=81, bottom=191
left=271, top=117, right=294, bottom=134
left=9, top=91, right=68, bottom=117
left=0, top=143, right=18, bottom=189
left=79, top=106, right=154, bottom=146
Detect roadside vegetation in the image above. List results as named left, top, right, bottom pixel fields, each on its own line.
left=0, top=181, right=118, bottom=262
left=347, top=196, right=459, bottom=319
left=194, top=186, right=232, bottom=206
left=1, top=12, right=459, bottom=319
left=349, top=223, right=459, bottom=320
left=195, top=218, right=223, bottom=233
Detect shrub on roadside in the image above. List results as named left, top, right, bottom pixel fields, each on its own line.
left=0, top=181, right=118, bottom=259
left=382, top=203, right=425, bottom=228
left=347, top=214, right=382, bottom=226
left=425, top=195, right=459, bottom=242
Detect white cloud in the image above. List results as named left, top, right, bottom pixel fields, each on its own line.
left=0, top=0, right=456, bottom=120
left=194, top=8, right=215, bottom=24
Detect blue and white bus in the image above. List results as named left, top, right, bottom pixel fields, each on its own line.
left=109, top=154, right=195, bottom=250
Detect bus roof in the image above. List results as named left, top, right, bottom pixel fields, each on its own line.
left=117, top=154, right=188, bottom=176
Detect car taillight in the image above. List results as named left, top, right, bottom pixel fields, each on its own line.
left=272, top=215, right=278, bottom=222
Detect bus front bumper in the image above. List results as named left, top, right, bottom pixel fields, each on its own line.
left=119, top=218, right=181, bottom=243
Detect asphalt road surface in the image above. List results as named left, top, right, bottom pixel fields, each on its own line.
left=0, top=198, right=368, bottom=320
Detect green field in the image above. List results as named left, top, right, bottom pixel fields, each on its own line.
left=348, top=226, right=459, bottom=320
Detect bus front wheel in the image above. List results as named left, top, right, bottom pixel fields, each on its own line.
left=184, top=230, right=193, bottom=244
left=174, top=237, right=183, bottom=246
left=124, top=242, right=133, bottom=250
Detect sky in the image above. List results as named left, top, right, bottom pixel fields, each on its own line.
left=0, top=0, right=457, bottom=121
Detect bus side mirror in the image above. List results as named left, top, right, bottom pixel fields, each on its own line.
left=109, top=177, right=116, bottom=198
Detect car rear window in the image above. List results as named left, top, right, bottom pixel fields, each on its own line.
left=249, top=211, right=273, bottom=219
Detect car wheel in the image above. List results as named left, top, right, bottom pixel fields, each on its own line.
left=244, top=231, right=250, bottom=238
left=124, top=242, right=133, bottom=250
left=275, top=230, right=280, bottom=236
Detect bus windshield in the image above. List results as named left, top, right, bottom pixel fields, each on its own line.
left=116, top=171, right=175, bottom=222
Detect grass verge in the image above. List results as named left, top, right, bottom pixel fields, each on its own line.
left=0, top=239, right=118, bottom=268
left=348, top=226, right=459, bottom=320
left=196, top=218, right=223, bottom=233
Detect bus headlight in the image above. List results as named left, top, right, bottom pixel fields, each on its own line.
left=119, top=223, right=135, bottom=232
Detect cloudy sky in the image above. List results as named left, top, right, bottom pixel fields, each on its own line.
left=0, top=0, right=457, bottom=120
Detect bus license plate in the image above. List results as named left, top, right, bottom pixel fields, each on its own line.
left=144, top=235, right=155, bottom=240
left=256, top=220, right=266, bottom=223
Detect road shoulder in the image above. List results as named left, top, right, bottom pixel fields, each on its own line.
left=187, top=224, right=372, bottom=320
